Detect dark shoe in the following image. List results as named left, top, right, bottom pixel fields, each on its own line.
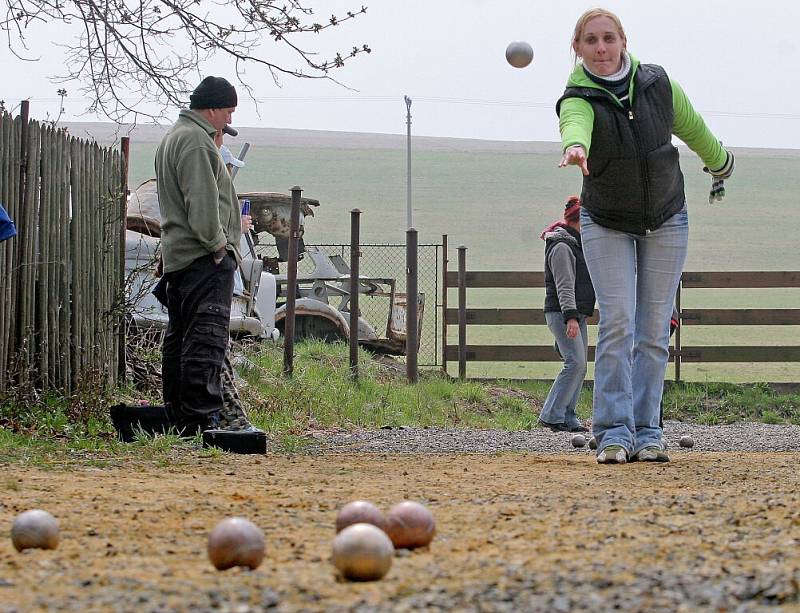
left=538, top=419, right=570, bottom=432
left=174, top=412, right=220, bottom=438
left=568, top=424, right=589, bottom=433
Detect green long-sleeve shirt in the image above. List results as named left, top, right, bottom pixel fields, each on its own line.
left=558, top=55, right=728, bottom=172
left=155, top=110, right=241, bottom=274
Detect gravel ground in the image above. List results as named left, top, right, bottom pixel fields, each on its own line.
left=2, top=450, right=799, bottom=613
left=3, top=425, right=800, bottom=612
left=304, top=421, right=800, bottom=454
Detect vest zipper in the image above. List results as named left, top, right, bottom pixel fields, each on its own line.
left=627, top=108, right=650, bottom=234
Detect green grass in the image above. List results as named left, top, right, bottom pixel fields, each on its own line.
left=662, top=381, right=800, bottom=425
left=4, top=340, right=797, bottom=465
left=235, top=340, right=574, bottom=432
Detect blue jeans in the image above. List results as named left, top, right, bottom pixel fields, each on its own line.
left=580, top=206, right=688, bottom=455
left=540, top=311, right=588, bottom=428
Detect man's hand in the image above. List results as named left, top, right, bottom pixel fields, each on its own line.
left=213, top=247, right=227, bottom=265
left=559, top=145, right=589, bottom=176
left=241, top=214, right=253, bottom=233
left=566, top=318, right=579, bottom=339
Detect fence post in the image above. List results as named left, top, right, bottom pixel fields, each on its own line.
left=0, top=112, right=10, bottom=390
left=457, top=245, right=467, bottom=381
left=349, top=209, right=361, bottom=380
left=441, top=234, right=448, bottom=375
left=15, top=100, right=31, bottom=384
left=674, top=279, right=682, bottom=383
left=283, top=186, right=302, bottom=377
left=18, top=100, right=29, bottom=214
left=406, top=228, right=418, bottom=383
left=118, top=137, right=130, bottom=382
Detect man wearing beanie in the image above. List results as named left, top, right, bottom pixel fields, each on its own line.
left=154, top=75, right=243, bottom=435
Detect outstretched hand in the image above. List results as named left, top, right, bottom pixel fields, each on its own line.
left=559, top=145, right=589, bottom=176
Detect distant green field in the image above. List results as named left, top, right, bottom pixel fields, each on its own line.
left=128, top=144, right=800, bottom=381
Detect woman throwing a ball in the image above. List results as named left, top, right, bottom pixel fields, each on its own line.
left=556, top=8, right=734, bottom=464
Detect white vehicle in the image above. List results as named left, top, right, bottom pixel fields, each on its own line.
left=125, top=179, right=422, bottom=353
left=125, top=179, right=279, bottom=340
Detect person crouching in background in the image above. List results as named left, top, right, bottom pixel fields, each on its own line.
left=538, top=197, right=595, bottom=433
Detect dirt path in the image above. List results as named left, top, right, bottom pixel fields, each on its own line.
left=2, top=452, right=799, bottom=612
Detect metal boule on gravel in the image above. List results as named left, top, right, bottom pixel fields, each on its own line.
left=332, top=523, right=394, bottom=581
left=207, top=517, right=265, bottom=571
left=571, top=434, right=586, bottom=448
left=385, top=501, right=436, bottom=550
left=588, top=437, right=598, bottom=450
left=11, top=509, right=59, bottom=552
left=679, top=436, right=695, bottom=448
left=335, top=500, right=387, bottom=533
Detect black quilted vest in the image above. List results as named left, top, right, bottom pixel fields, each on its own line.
left=543, top=227, right=595, bottom=317
left=556, top=64, right=685, bottom=234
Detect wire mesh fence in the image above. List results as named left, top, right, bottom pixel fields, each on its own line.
left=254, top=241, right=442, bottom=366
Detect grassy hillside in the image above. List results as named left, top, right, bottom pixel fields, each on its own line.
left=117, top=127, right=800, bottom=381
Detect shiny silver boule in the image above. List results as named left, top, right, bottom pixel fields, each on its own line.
left=505, top=41, right=534, bottom=68
left=11, top=509, right=59, bottom=552
left=332, top=523, right=394, bottom=581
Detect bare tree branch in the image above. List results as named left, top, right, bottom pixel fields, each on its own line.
left=1, top=0, right=371, bottom=122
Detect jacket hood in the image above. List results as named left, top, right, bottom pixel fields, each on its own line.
left=566, top=53, right=641, bottom=89
left=543, top=224, right=580, bottom=247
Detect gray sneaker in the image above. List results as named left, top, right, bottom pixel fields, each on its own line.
left=631, top=446, right=670, bottom=462
left=597, top=444, right=628, bottom=464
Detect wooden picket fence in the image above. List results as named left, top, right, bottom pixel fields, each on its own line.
left=443, top=246, right=800, bottom=381
left=0, top=102, right=129, bottom=394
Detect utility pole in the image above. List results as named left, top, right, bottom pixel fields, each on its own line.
left=404, top=95, right=413, bottom=229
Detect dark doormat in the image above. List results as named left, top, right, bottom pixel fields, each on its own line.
left=109, top=403, right=172, bottom=442
left=202, top=429, right=268, bottom=455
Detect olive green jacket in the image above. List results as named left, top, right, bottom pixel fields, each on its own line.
left=155, top=110, right=241, bottom=274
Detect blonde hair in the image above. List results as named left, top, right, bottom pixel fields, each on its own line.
left=571, top=8, right=627, bottom=65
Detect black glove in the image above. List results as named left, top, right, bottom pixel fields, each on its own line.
left=703, top=148, right=734, bottom=204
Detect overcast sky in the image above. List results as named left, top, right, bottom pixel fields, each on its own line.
left=3, top=0, right=799, bottom=149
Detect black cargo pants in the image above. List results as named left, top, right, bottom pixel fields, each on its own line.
left=161, top=252, right=236, bottom=433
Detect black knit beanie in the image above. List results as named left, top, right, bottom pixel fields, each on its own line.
left=189, top=77, right=238, bottom=110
